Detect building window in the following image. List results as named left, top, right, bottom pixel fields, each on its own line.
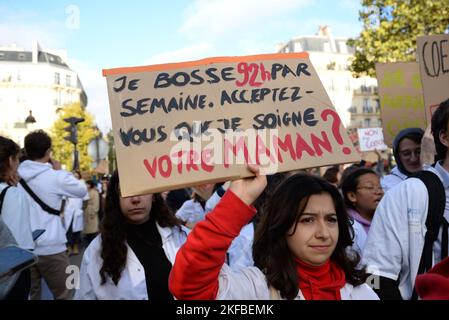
left=66, top=75, right=71, bottom=87
left=54, top=90, right=62, bottom=105
left=54, top=72, right=60, bottom=85
left=294, top=42, right=302, bottom=52
left=375, top=99, right=381, bottom=113
left=16, top=90, right=26, bottom=104
left=328, top=78, right=335, bottom=91
left=345, top=79, right=351, bottom=91
left=363, top=99, right=373, bottom=113
left=339, top=41, right=348, bottom=54
left=364, top=118, right=371, bottom=127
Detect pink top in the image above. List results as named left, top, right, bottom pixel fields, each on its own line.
left=347, top=208, right=371, bottom=234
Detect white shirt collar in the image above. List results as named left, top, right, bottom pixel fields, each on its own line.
left=434, top=161, right=449, bottom=189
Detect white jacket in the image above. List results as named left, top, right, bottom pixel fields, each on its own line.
left=18, top=160, right=87, bottom=255
left=351, top=219, right=368, bottom=257
left=176, top=199, right=205, bottom=224
left=214, top=264, right=378, bottom=300
left=64, top=189, right=89, bottom=233
left=380, top=166, right=408, bottom=193
left=363, top=163, right=449, bottom=299
left=75, top=223, right=189, bottom=300
left=0, top=183, right=34, bottom=250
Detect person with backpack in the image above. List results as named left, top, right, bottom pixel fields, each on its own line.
left=169, top=166, right=378, bottom=300
left=18, top=130, right=87, bottom=300
left=381, top=127, right=424, bottom=192
left=0, top=136, right=34, bottom=251
left=0, top=136, right=34, bottom=300
left=362, top=98, right=449, bottom=300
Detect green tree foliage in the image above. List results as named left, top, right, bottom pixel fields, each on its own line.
left=50, top=103, right=97, bottom=172
left=348, top=0, right=449, bottom=77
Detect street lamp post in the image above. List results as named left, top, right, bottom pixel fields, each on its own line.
left=63, top=117, right=84, bottom=171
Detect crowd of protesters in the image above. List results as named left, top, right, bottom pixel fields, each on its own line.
left=1, top=99, right=449, bottom=300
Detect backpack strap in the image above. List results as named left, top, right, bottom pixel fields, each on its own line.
left=19, top=179, right=60, bottom=216
left=0, top=186, right=11, bottom=215
left=409, top=170, right=446, bottom=300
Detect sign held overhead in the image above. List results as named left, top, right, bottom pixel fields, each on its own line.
left=103, top=53, right=359, bottom=197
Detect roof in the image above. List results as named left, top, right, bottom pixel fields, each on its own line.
left=283, top=37, right=355, bottom=54
left=0, top=50, right=69, bottom=67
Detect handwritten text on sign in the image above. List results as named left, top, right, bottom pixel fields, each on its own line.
left=417, top=35, right=449, bottom=124
left=357, top=127, right=387, bottom=152
left=375, top=62, right=426, bottom=146
left=103, top=53, right=359, bottom=197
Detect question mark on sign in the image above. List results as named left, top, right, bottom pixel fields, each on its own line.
left=321, top=109, right=351, bottom=155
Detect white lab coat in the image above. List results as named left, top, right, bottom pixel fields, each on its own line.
left=175, top=199, right=205, bottom=225
left=214, top=264, right=378, bottom=300
left=0, top=183, right=34, bottom=250
left=351, top=219, right=368, bottom=257
left=380, top=166, right=408, bottom=193
left=64, top=190, right=89, bottom=233
left=363, top=163, right=449, bottom=299
left=75, top=223, right=189, bottom=300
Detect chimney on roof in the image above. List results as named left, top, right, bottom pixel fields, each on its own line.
left=317, top=25, right=337, bottom=53
left=317, top=25, right=330, bottom=37
left=32, top=40, right=41, bottom=64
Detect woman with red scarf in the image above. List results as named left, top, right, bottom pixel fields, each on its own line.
left=169, top=165, right=378, bottom=300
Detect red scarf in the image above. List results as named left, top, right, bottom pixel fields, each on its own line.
left=295, top=258, right=346, bottom=300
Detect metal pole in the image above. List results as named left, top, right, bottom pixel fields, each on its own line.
left=95, top=136, right=100, bottom=167
left=73, top=143, right=80, bottom=171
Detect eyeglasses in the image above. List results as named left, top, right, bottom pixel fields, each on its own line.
left=357, top=186, right=384, bottom=193
left=398, top=148, right=421, bottom=158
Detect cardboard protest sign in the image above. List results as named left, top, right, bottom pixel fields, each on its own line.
left=357, top=127, right=388, bottom=152
left=103, top=53, right=359, bottom=197
left=375, top=62, right=426, bottom=146
left=417, top=35, right=449, bottom=123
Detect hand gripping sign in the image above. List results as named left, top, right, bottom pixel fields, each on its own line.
left=103, top=53, right=360, bottom=197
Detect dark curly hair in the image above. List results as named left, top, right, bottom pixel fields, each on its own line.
left=253, top=173, right=368, bottom=300
left=24, top=130, right=51, bottom=160
left=0, top=136, right=21, bottom=181
left=432, top=98, right=449, bottom=162
left=99, top=171, right=182, bottom=285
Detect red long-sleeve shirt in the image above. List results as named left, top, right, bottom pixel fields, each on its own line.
left=169, top=190, right=256, bottom=300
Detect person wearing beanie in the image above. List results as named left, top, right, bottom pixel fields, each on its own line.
left=362, top=99, right=449, bottom=300
left=415, top=256, right=449, bottom=300
left=381, top=128, right=424, bottom=193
